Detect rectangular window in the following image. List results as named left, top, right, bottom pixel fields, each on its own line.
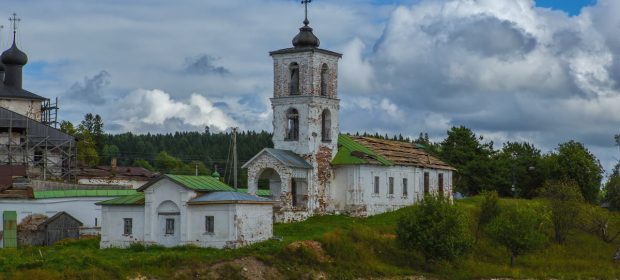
left=438, top=173, right=444, bottom=194
left=403, top=178, right=408, bottom=196
left=374, top=176, right=380, bottom=194
left=165, top=218, right=175, bottom=235
left=424, top=172, right=430, bottom=194
left=123, top=218, right=132, bottom=235
left=388, top=177, right=394, bottom=195
left=205, top=216, right=214, bottom=234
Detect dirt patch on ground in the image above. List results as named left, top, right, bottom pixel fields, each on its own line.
left=174, top=256, right=283, bottom=280
left=287, top=240, right=332, bottom=263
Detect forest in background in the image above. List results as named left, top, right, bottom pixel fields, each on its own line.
left=60, top=114, right=620, bottom=206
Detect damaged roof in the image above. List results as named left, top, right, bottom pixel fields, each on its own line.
left=34, top=189, right=137, bottom=199
left=76, top=166, right=158, bottom=181
left=333, top=134, right=455, bottom=171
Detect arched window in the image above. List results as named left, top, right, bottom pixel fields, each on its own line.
left=289, top=63, right=300, bottom=96
left=320, top=64, right=328, bottom=96
left=286, top=108, right=299, bottom=141
left=321, top=109, right=331, bottom=142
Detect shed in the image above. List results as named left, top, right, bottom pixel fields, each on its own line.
left=37, top=212, right=83, bottom=246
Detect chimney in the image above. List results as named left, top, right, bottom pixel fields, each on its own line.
left=111, top=157, right=117, bottom=172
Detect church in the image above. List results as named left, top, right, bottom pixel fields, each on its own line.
left=243, top=5, right=455, bottom=222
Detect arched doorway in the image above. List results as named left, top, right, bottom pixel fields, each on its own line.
left=258, top=168, right=282, bottom=200
left=157, top=200, right=180, bottom=247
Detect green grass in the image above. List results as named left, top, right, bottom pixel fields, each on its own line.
left=1, top=198, right=620, bottom=279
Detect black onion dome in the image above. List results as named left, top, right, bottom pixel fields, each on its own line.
left=292, top=20, right=320, bottom=48
left=1, top=42, right=28, bottom=66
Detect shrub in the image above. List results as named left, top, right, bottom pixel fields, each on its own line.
left=540, top=180, right=584, bottom=244
left=579, top=204, right=620, bottom=243
left=396, top=195, right=473, bottom=266
left=486, top=205, right=548, bottom=266
left=476, top=190, right=500, bottom=242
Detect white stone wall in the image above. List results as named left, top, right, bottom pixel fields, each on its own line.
left=0, top=197, right=106, bottom=248
left=100, top=205, right=145, bottom=248
left=186, top=204, right=235, bottom=248
left=0, top=99, right=43, bottom=120
left=234, top=204, right=273, bottom=246
left=272, top=51, right=339, bottom=98
left=332, top=165, right=454, bottom=216
left=143, top=179, right=196, bottom=245
left=78, top=178, right=147, bottom=189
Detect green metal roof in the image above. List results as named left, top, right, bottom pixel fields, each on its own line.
left=236, top=188, right=272, bottom=197
left=165, top=174, right=235, bottom=192
left=96, top=193, right=145, bottom=205
left=34, top=189, right=137, bottom=199
left=331, top=134, right=393, bottom=166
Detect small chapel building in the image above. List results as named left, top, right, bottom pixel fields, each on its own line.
left=98, top=174, right=273, bottom=248
left=243, top=9, right=455, bottom=222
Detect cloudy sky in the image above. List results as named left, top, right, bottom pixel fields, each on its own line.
left=2, top=0, right=619, bottom=174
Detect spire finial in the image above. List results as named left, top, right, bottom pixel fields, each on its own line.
left=9, top=13, right=20, bottom=44
left=302, top=0, right=312, bottom=26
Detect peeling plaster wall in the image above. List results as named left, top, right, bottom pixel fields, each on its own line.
left=332, top=165, right=454, bottom=216
left=272, top=51, right=339, bottom=98
left=100, top=205, right=145, bottom=248
left=0, top=99, right=43, bottom=120
left=233, top=204, right=273, bottom=247
left=78, top=178, right=147, bottom=189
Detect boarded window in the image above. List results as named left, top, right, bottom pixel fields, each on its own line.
left=424, top=172, right=430, bottom=194
left=438, top=173, right=444, bottom=194
left=374, top=176, right=380, bottom=194
left=388, top=177, right=394, bottom=195
left=165, top=218, right=175, bottom=235
left=123, top=218, right=132, bottom=235
left=285, top=108, right=299, bottom=141
left=205, top=216, right=214, bottom=234
left=403, top=178, right=408, bottom=196
left=321, top=109, right=331, bottom=141
left=289, top=63, right=300, bottom=95
left=320, top=64, right=328, bottom=96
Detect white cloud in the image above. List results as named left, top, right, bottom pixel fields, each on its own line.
left=114, top=89, right=236, bottom=132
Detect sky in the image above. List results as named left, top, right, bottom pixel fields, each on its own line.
left=1, top=0, right=619, bottom=176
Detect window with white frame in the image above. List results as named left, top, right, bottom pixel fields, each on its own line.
left=374, top=176, right=380, bottom=194
left=388, top=177, right=394, bottom=195
left=403, top=178, right=408, bottom=196
left=205, top=216, right=214, bottom=234
left=123, top=218, right=132, bottom=235
left=165, top=218, right=175, bottom=235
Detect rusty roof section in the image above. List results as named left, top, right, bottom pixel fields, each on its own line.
left=340, top=135, right=455, bottom=171
left=76, top=166, right=158, bottom=181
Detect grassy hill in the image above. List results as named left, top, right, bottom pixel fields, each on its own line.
left=1, top=197, right=619, bottom=279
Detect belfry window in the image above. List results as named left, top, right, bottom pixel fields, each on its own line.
left=286, top=108, right=299, bottom=141
left=321, top=109, right=331, bottom=142
left=320, top=64, right=328, bottom=96
left=289, top=63, right=300, bottom=95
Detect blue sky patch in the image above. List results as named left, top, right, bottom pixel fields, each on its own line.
left=535, top=0, right=597, bottom=16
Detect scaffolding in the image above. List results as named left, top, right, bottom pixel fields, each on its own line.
left=41, top=98, right=59, bottom=128
left=0, top=107, right=76, bottom=181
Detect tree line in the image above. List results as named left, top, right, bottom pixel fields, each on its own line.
left=60, top=115, right=620, bottom=201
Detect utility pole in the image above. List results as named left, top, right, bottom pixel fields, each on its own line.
left=232, top=127, right=238, bottom=190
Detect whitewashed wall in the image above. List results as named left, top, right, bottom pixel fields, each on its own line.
left=78, top=178, right=147, bottom=189
left=186, top=204, right=235, bottom=248
left=143, top=179, right=196, bottom=246
left=0, top=99, right=43, bottom=119
left=100, top=205, right=145, bottom=248
left=332, top=165, right=453, bottom=216
left=235, top=204, right=273, bottom=246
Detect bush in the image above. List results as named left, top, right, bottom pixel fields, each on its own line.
left=540, top=180, right=584, bottom=244
left=579, top=204, right=620, bottom=243
left=486, top=205, right=548, bottom=266
left=396, top=195, right=473, bottom=266
left=476, top=191, right=500, bottom=242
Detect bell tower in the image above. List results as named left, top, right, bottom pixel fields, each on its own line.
left=269, top=0, right=341, bottom=158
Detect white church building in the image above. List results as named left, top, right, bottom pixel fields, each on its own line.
left=243, top=9, right=455, bottom=222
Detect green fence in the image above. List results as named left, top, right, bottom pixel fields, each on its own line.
left=3, top=211, right=17, bottom=248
